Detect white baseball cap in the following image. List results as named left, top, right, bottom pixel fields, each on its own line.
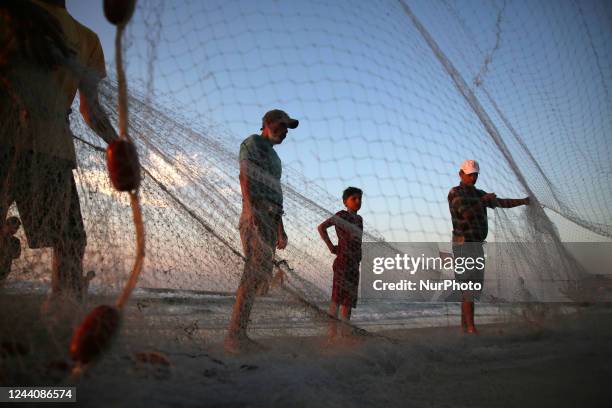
left=459, top=160, right=480, bottom=174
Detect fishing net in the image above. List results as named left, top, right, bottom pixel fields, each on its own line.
left=1, top=0, right=611, bottom=383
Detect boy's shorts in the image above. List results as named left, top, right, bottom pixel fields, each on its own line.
left=332, top=255, right=360, bottom=308
left=0, top=145, right=86, bottom=249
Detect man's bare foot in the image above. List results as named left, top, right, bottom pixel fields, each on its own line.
left=224, top=334, right=267, bottom=354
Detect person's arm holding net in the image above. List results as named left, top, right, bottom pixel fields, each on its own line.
left=77, top=40, right=118, bottom=145
left=479, top=192, right=530, bottom=210
left=451, top=192, right=529, bottom=221
left=79, top=79, right=117, bottom=144
left=494, top=196, right=530, bottom=208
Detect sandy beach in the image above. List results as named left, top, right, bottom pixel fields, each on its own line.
left=1, top=291, right=611, bottom=407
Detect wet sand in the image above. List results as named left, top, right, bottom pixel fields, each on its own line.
left=1, top=293, right=611, bottom=407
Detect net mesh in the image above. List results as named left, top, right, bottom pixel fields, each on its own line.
left=1, top=0, right=611, bottom=382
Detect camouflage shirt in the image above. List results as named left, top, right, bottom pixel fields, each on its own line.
left=448, top=183, right=497, bottom=242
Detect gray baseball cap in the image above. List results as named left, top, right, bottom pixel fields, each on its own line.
left=262, top=109, right=299, bottom=129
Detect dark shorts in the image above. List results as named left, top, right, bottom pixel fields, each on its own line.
left=452, top=242, right=485, bottom=299
left=332, top=255, right=360, bottom=308
left=238, top=201, right=280, bottom=287
left=0, top=145, right=86, bottom=249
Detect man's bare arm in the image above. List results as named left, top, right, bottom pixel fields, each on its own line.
left=480, top=193, right=529, bottom=208
left=239, top=160, right=254, bottom=216
left=496, top=197, right=530, bottom=208
left=453, top=194, right=528, bottom=220
left=79, top=81, right=118, bottom=144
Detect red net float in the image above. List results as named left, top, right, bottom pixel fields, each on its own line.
left=133, top=351, right=171, bottom=366
left=70, top=305, right=121, bottom=365
left=106, top=139, right=141, bottom=191
left=103, top=0, right=136, bottom=26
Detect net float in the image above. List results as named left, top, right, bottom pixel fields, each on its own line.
left=70, top=305, right=121, bottom=366
left=103, top=0, right=136, bottom=26
left=133, top=351, right=171, bottom=366
left=106, top=139, right=141, bottom=191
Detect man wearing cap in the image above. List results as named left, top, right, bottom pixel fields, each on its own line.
left=448, top=159, right=529, bottom=333
left=225, top=109, right=298, bottom=353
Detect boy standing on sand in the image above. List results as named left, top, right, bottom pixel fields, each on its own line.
left=318, top=187, right=364, bottom=341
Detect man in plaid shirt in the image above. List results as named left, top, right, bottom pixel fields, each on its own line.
left=448, top=160, right=529, bottom=333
